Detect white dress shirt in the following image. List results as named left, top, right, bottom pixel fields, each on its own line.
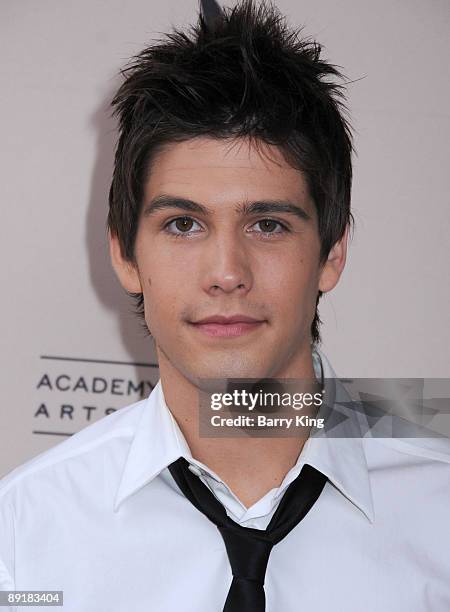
left=1, top=348, right=450, bottom=611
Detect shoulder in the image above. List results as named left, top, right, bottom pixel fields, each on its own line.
left=363, top=435, right=450, bottom=512
left=363, top=434, right=450, bottom=467
left=0, top=397, right=147, bottom=503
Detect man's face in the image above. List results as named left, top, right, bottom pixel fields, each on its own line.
left=111, top=137, right=345, bottom=384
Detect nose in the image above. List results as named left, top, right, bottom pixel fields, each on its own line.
left=201, top=231, right=253, bottom=296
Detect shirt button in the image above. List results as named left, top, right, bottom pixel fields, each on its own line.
left=188, top=464, right=202, bottom=477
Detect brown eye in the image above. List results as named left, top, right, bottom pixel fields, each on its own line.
left=248, top=218, right=289, bottom=238
left=164, top=216, right=203, bottom=237
left=175, top=217, right=194, bottom=232
left=259, top=219, right=277, bottom=232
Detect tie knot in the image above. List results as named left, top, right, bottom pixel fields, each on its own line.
left=218, top=526, right=273, bottom=584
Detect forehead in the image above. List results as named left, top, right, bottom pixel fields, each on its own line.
left=144, top=137, right=313, bottom=213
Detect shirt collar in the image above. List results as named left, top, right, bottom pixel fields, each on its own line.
left=114, top=347, right=374, bottom=524
left=114, top=380, right=191, bottom=511
left=305, top=347, right=375, bottom=523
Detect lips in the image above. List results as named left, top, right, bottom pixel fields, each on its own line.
left=192, top=314, right=264, bottom=325
left=189, top=314, right=266, bottom=338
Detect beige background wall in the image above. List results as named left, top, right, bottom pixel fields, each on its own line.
left=1, top=0, right=449, bottom=477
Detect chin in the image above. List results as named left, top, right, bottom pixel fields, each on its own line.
left=193, top=356, right=270, bottom=382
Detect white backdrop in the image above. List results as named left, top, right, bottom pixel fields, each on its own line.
left=1, top=0, right=449, bottom=477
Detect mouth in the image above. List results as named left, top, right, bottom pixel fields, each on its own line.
left=188, top=315, right=266, bottom=338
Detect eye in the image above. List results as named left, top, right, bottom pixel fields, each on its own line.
left=249, top=219, right=289, bottom=236
left=164, top=216, right=203, bottom=236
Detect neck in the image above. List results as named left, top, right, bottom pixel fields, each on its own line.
left=157, top=346, right=318, bottom=508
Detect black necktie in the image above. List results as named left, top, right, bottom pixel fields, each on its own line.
left=168, top=457, right=327, bottom=611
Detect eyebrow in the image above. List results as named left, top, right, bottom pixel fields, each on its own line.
left=142, top=194, right=312, bottom=222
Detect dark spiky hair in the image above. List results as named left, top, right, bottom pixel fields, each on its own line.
left=107, top=0, right=354, bottom=346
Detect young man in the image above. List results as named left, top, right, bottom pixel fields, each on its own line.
left=1, top=1, right=449, bottom=611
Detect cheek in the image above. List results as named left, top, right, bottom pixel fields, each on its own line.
left=143, top=270, right=187, bottom=327
left=135, top=237, right=195, bottom=327
left=265, top=251, right=319, bottom=301
left=142, top=248, right=189, bottom=294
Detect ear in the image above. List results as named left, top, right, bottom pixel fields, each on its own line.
left=318, top=225, right=349, bottom=293
left=108, top=231, right=142, bottom=293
